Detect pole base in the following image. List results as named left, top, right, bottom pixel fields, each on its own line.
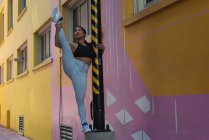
left=84, top=131, right=115, bottom=140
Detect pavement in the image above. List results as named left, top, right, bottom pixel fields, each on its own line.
left=0, top=125, right=30, bottom=140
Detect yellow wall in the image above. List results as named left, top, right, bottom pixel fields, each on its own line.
left=123, top=0, right=209, bottom=96
left=0, top=0, right=52, bottom=139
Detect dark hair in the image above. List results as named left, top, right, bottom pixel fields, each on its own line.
left=76, top=26, right=90, bottom=45
left=76, top=26, right=86, bottom=35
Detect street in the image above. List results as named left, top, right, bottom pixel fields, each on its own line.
left=0, top=125, right=29, bottom=140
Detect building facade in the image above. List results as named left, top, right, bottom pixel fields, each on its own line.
left=0, top=0, right=52, bottom=139
left=1, top=0, right=209, bottom=140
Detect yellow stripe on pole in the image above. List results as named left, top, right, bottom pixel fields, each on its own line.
left=91, top=15, right=98, bottom=24
left=93, top=47, right=98, bottom=54
left=94, top=58, right=99, bottom=65
left=92, top=36, right=98, bottom=44
left=93, top=0, right=98, bottom=4
left=91, top=5, right=98, bottom=14
left=93, top=76, right=99, bottom=86
left=92, top=25, right=98, bottom=34
left=93, top=66, right=99, bottom=75
left=93, top=87, right=99, bottom=94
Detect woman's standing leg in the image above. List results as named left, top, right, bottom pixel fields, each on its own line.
left=72, top=71, right=87, bottom=124
left=71, top=62, right=91, bottom=132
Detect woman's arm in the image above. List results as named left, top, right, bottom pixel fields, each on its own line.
left=69, top=42, right=78, bottom=52
left=97, top=43, right=105, bottom=54
left=55, top=24, right=62, bottom=48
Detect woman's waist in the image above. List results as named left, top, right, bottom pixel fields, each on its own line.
left=75, top=57, right=91, bottom=66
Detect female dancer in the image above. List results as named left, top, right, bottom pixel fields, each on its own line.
left=52, top=8, right=105, bottom=133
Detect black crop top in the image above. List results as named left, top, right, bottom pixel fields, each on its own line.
left=73, top=43, right=95, bottom=59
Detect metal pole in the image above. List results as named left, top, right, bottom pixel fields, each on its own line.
left=91, top=0, right=105, bottom=131
left=58, top=0, right=63, bottom=137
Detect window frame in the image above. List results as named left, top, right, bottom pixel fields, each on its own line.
left=18, top=0, right=27, bottom=21
left=18, top=0, right=26, bottom=15
left=0, top=9, right=4, bottom=45
left=7, top=0, right=13, bottom=33
left=34, top=20, right=51, bottom=66
left=17, top=42, right=27, bottom=75
left=7, top=55, right=13, bottom=81
left=133, top=0, right=158, bottom=14
left=0, top=64, right=4, bottom=85
left=124, top=0, right=180, bottom=27
left=65, top=0, right=91, bottom=42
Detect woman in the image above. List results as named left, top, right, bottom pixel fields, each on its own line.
left=52, top=8, right=105, bottom=133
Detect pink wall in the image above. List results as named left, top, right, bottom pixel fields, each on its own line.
left=51, top=0, right=209, bottom=140
left=102, top=0, right=209, bottom=140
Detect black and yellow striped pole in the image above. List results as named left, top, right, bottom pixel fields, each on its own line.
left=91, top=0, right=105, bottom=131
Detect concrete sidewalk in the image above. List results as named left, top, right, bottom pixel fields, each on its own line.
left=0, top=125, right=30, bottom=140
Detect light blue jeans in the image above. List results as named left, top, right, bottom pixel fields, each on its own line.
left=58, top=28, right=89, bottom=125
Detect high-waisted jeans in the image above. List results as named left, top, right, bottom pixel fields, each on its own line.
left=58, top=28, right=89, bottom=125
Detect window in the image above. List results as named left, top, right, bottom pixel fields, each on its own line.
left=0, top=11, right=4, bottom=44
left=18, top=0, right=26, bottom=16
left=66, top=0, right=91, bottom=42
left=133, top=0, right=156, bottom=13
left=8, top=0, right=13, bottom=32
left=7, top=56, right=13, bottom=81
left=0, top=64, right=4, bottom=84
left=34, top=22, right=51, bottom=65
left=124, top=0, right=178, bottom=27
left=17, top=43, right=27, bottom=74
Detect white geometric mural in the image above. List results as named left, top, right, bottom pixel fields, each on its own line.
left=132, top=130, right=143, bottom=140
left=106, top=89, right=117, bottom=106
left=132, top=130, right=151, bottom=140
left=143, top=130, right=151, bottom=140
left=115, top=109, right=133, bottom=125
left=135, top=95, right=151, bottom=113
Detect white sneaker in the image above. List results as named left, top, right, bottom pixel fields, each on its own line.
left=82, top=124, right=91, bottom=133
left=52, top=7, right=62, bottom=23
